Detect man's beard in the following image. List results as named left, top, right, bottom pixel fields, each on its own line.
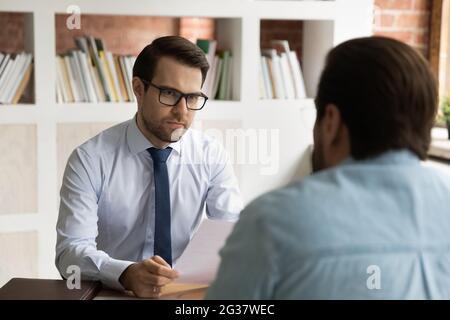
left=142, top=114, right=187, bottom=143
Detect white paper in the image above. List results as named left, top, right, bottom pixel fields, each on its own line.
left=173, top=219, right=235, bottom=284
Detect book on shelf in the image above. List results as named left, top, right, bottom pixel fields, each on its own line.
left=197, top=39, right=217, bottom=98
left=260, top=55, right=273, bottom=99
left=55, top=35, right=136, bottom=104
left=261, top=48, right=285, bottom=99
left=260, top=40, right=307, bottom=100
left=0, top=52, right=33, bottom=105
left=217, top=50, right=231, bottom=101
left=196, top=39, right=233, bottom=101
left=211, top=56, right=223, bottom=100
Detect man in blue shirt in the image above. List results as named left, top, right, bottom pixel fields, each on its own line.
left=56, top=36, right=243, bottom=298
left=207, top=37, right=450, bottom=299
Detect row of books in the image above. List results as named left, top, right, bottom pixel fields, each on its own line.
left=1, top=39, right=304, bottom=104
left=196, top=39, right=233, bottom=100
left=259, top=40, right=307, bottom=100
left=0, top=52, right=33, bottom=104
left=55, top=36, right=136, bottom=103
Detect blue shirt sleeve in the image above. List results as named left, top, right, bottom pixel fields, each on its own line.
left=206, top=200, right=280, bottom=299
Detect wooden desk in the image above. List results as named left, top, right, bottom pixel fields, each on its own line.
left=0, top=221, right=230, bottom=300
left=94, top=283, right=208, bottom=300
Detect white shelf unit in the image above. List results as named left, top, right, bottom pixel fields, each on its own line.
left=0, top=0, right=373, bottom=283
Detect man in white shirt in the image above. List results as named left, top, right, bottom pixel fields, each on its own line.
left=55, top=36, right=243, bottom=298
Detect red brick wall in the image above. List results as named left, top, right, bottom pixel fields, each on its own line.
left=0, top=3, right=432, bottom=58
left=260, top=20, right=303, bottom=61
left=0, top=12, right=26, bottom=53
left=373, top=0, right=431, bottom=57
left=55, top=14, right=179, bottom=56
left=179, top=18, right=215, bottom=43
left=55, top=16, right=214, bottom=55
left=257, top=1, right=432, bottom=60
left=0, top=14, right=215, bottom=56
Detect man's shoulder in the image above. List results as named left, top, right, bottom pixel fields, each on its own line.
left=242, top=159, right=450, bottom=227
left=241, top=173, right=334, bottom=225
left=184, top=128, right=217, bottom=148
left=76, top=119, right=131, bottom=157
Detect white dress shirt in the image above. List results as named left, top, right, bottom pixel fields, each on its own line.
left=56, top=116, right=243, bottom=290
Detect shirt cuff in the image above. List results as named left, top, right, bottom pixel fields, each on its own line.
left=207, top=212, right=239, bottom=222
left=100, top=258, right=135, bottom=291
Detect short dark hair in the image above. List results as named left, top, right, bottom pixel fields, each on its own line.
left=315, top=36, right=438, bottom=160
left=132, top=36, right=209, bottom=89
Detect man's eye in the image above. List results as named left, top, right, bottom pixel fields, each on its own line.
left=162, top=89, right=177, bottom=97
left=187, top=95, right=199, bottom=103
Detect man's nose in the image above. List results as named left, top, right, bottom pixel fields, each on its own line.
left=172, top=97, right=189, bottom=116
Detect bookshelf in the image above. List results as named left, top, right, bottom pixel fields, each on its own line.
left=0, top=0, right=373, bottom=283
left=0, top=12, right=35, bottom=105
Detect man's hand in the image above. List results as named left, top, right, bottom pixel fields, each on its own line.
left=119, top=255, right=179, bottom=298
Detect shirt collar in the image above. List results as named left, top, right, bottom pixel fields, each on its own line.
left=341, top=149, right=420, bottom=167
left=126, top=114, right=182, bottom=155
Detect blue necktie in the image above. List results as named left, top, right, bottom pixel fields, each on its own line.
left=148, top=147, right=172, bottom=266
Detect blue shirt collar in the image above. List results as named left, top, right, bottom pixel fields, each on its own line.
left=126, top=114, right=182, bottom=155
left=341, top=149, right=421, bottom=167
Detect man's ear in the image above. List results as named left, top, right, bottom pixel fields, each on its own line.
left=132, top=77, right=145, bottom=109
left=320, top=103, right=342, bottom=146
left=321, top=103, right=351, bottom=165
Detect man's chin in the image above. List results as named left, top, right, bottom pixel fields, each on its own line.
left=169, top=127, right=188, bottom=141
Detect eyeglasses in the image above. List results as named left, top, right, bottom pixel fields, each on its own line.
left=141, top=79, right=208, bottom=111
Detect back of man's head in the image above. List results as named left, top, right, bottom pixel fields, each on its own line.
left=315, top=36, right=438, bottom=160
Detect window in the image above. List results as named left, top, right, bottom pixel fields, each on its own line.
left=429, top=0, right=450, bottom=98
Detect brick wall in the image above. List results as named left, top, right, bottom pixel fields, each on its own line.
left=373, top=0, right=431, bottom=57
left=57, top=16, right=214, bottom=54
left=257, top=1, right=432, bottom=60
left=179, top=18, right=215, bottom=43
left=260, top=20, right=303, bottom=61
left=55, top=14, right=179, bottom=56
left=0, top=12, right=26, bottom=53
left=0, top=2, right=433, bottom=58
